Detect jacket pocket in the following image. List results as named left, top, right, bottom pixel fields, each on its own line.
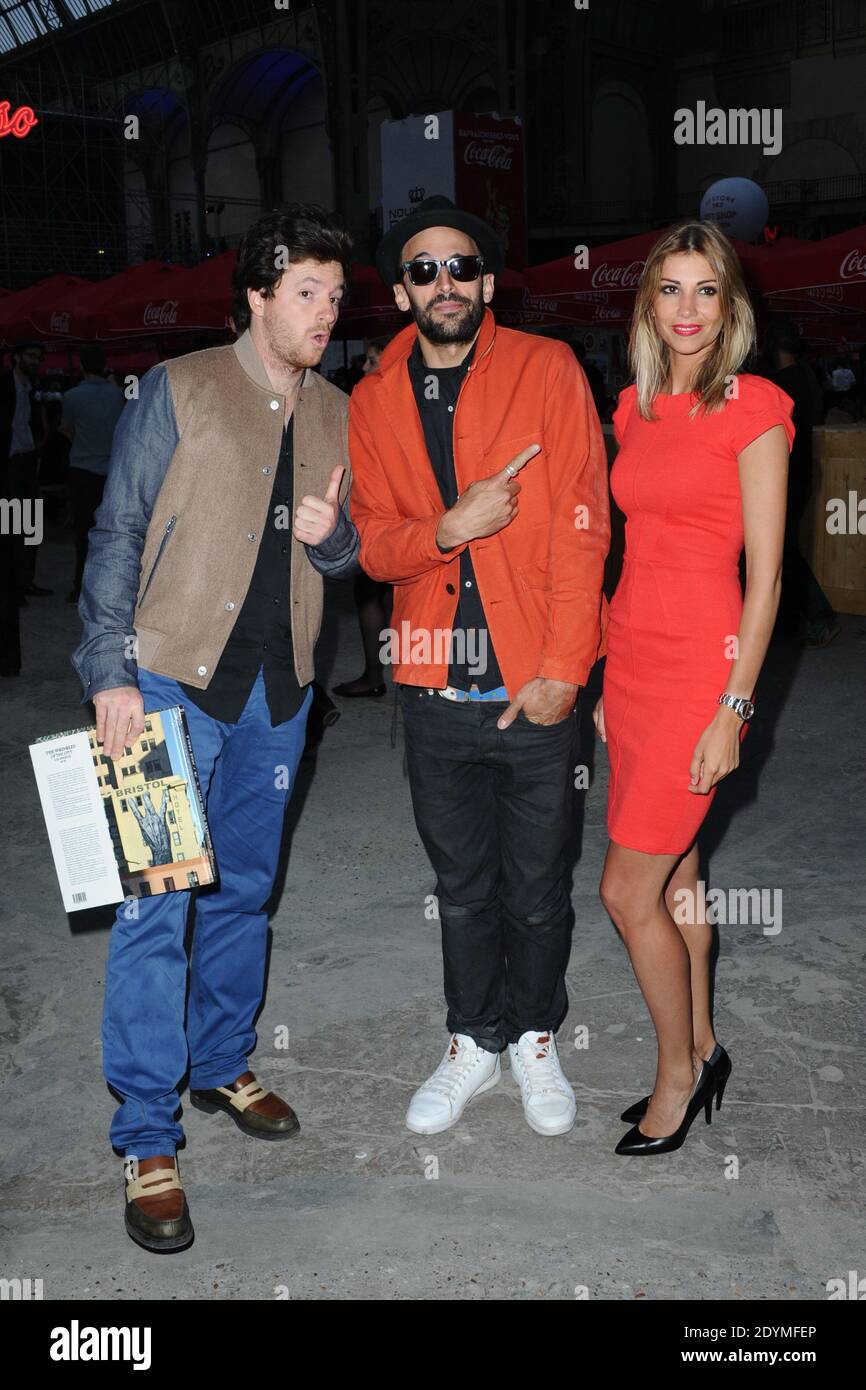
left=516, top=560, right=549, bottom=591
left=140, top=514, right=177, bottom=602
left=133, top=626, right=166, bottom=670
left=488, top=431, right=544, bottom=474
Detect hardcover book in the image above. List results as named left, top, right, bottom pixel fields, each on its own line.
left=29, top=706, right=217, bottom=913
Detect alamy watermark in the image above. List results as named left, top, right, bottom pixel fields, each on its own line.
left=0, top=497, right=42, bottom=545
left=672, top=880, right=782, bottom=935
left=379, top=622, right=488, bottom=675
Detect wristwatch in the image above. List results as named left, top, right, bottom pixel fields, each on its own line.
left=718, top=693, right=755, bottom=721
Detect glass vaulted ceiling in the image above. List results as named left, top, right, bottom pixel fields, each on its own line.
left=0, top=0, right=120, bottom=56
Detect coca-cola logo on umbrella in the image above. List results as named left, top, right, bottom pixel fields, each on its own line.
left=463, top=140, right=513, bottom=171
left=839, top=250, right=866, bottom=281
left=591, top=259, right=645, bottom=290
left=521, top=289, right=558, bottom=312
left=143, top=300, right=179, bottom=326
left=49, top=311, right=70, bottom=333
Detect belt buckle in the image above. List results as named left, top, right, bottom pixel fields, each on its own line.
left=437, top=685, right=465, bottom=702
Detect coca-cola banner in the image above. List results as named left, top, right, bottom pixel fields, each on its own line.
left=380, top=111, right=525, bottom=271
left=453, top=113, right=525, bottom=270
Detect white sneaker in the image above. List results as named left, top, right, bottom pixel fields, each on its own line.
left=508, top=1030, right=576, bottom=1135
left=405, top=1033, right=501, bottom=1135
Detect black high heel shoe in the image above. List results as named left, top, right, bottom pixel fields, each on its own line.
left=615, top=1061, right=716, bottom=1156
left=620, top=1043, right=731, bottom=1123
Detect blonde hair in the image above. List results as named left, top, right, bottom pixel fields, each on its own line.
left=629, top=220, right=755, bottom=420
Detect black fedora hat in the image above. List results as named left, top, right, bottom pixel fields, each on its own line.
left=375, top=194, right=504, bottom=286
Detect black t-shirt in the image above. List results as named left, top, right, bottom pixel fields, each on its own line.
left=178, top=417, right=307, bottom=726
left=406, top=336, right=504, bottom=692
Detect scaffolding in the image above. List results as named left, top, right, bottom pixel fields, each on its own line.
left=0, top=0, right=309, bottom=289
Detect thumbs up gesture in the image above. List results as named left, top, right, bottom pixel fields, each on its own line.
left=293, top=464, right=345, bottom=546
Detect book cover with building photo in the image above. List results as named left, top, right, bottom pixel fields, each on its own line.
left=30, top=706, right=217, bottom=913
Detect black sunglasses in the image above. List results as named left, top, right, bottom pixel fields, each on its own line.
left=401, top=254, right=485, bottom=286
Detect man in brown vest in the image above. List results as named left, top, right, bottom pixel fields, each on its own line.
left=72, top=205, right=359, bottom=1252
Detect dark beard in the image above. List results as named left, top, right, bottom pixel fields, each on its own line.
left=413, top=291, right=485, bottom=345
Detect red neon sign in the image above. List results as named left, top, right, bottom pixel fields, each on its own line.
left=0, top=102, right=39, bottom=139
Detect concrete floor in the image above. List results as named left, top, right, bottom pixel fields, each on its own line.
left=1, top=529, right=864, bottom=1301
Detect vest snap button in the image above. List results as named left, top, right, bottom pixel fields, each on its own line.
left=225, top=601, right=235, bottom=611
left=269, top=399, right=280, bottom=410
left=197, top=665, right=207, bottom=676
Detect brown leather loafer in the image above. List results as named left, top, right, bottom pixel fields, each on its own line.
left=124, top=1155, right=194, bottom=1253
left=189, top=1071, right=300, bottom=1141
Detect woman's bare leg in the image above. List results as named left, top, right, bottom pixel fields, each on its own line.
left=600, top=840, right=705, bottom=1138
left=663, top=843, right=717, bottom=1060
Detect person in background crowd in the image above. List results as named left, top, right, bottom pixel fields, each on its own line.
left=330, top=361, right=364, bottom=394
left=362, top=336, right=390, bottom=375
left=829, top=357, right=856, bottom=395
left=0, top=342, right=52, bottom=604
left=0, top=410, right=21, bottom=676
left=759, top=319, right=840, bottom=648
left=332, top=334, right=394, bottom=699
left=855, top=344, right=866, bottom=418
left=824, top=390, right=860, bottom=425
left=59, top=345, right=126, bottom=603
left=824, top=355, right=857, bottom=419
left=572, top=341, right=608, bottom=420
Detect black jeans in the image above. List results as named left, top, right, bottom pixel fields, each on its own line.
left=399, top=685, right=576, bottom=1053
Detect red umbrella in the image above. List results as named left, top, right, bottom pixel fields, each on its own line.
left=748, top=223, right=866, bottom=319
left=91, top=261, right=190, bottom=338
left=0, top=274, right=92, bottom=345
left=525, top=227, right=764, bottom=330
left=164, top=251, right=236, bottom=332
left=485, top=267, right=548, bottom=328
left=25, top=261, right=175, bottom=341
left=524, top=230, right=663, bottom=329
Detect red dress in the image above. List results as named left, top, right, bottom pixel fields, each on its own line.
left=603, top=373, right=795, bottom=854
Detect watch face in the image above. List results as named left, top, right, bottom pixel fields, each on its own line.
left=740, top=700, right=755, bottom=720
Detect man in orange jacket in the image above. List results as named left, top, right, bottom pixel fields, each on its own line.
left=349, top=196, right=610, bottom=1138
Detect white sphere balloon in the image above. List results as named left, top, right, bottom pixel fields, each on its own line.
left=699, top=179, right=769, bottom=242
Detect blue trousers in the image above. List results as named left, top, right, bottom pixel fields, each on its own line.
left=102, top=665, right=312, bottom=1157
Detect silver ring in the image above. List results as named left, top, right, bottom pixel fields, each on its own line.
left=504, top=463, right=517, bottom=478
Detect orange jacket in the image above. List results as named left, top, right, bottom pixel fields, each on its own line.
left=348, top=306, right=610, bottom=698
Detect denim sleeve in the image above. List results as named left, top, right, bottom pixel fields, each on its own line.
left=305, top=501, right=361, bottom=578
left=71, top=365, right=178, bottom=705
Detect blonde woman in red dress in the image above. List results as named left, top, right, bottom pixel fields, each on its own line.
left=593, top=220, right=795, bottom=1155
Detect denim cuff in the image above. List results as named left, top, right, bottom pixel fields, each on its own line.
left=71, top=649, right=139, bottom=706
left=306, top=507, right=360, bottom=577
left=307, top=506, right=356, bottom=561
